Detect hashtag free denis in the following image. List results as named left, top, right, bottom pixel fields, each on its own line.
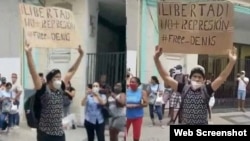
left=174, top=129, right=248, bottom=136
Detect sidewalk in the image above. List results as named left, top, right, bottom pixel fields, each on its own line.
left=1, top=111, right=249, bottom=141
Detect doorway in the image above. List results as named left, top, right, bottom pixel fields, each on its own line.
left=86, top=0, right=126, bottom=88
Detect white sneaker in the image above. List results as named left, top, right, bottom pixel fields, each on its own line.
left=14, top=126, right=20, bottom=129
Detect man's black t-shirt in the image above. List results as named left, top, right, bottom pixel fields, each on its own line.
left=177, top=83, right=214, bottom=125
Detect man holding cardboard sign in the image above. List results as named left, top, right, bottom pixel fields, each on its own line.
left=154, top=46, right=237, bottom=125
left=24, top=41, right=83, bottom=141
left=158, top=1, right=234, bottom=54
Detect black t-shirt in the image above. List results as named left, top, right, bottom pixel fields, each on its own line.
left=177, top=83, right=214, bottom=125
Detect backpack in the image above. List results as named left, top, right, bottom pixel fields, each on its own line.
left=24, top=84, right=46, bottom=128
left=173, top=85, right=211, bottom=124
left=1, top=99, right=12, bottom=113
left=174, top=74, right=186, bottom=84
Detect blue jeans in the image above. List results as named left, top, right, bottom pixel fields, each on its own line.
left=149, top=104, right=163, bottom=120
left=0, top=113, right=10, bottom=129
left=9, top=113, right=19, bottom=127
left=238, top=90, right=246, bottom=100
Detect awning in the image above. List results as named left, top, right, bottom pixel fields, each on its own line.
left=229, top=0, right=250, bottom=7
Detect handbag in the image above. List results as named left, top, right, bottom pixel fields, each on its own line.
left=155, top=92, right=163, bottom=105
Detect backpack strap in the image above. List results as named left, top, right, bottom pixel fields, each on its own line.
left=173, top=84, right=191, bottom=123
left=200, top=85, right=212, bottom=119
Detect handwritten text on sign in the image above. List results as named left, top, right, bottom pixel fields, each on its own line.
left=19, top=3, right=80, bottom=48
left=158, top=2, right=233, bottom=54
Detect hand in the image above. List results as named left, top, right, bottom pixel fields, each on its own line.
left=111, top=93, right=116, bottom=98
left=93, top=92, right=99, bottom=97
left=78, top=45, right=84, bottom=56
left=228, top=47, right=237, bottom=62
left=154, top=45, right=163, bottom=59
left=24, top=41, right=32, bottom=53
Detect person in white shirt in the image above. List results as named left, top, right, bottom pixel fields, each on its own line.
left=11, top=73, right=23, bottom=128
left=237, top=71, right=249, bottom=112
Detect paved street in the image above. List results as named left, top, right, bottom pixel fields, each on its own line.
left=1, top=110, right=250, bottom=141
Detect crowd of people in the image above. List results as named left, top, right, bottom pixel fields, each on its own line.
left=0, top=73, right=23, bottom=133
left=0, top=42, right=243, bottom=141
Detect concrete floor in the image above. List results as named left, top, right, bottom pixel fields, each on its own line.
left=1, top=111, right=249, bottom=141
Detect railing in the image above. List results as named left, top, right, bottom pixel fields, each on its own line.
left=199, top=56, right=250, bottom=107
left=86, top=52, right=126, bottom=88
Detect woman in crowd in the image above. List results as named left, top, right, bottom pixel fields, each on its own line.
left=82, top=82, right=106, bottom=141
left=0, top=82, right=13, bottom=131
left=126, top=77, right=148, bottom=141
left=108, top=82, right=126, bottom=141
left=63, top=81, right=75, bottom=117
left=147, top=76, right=164, bottom=128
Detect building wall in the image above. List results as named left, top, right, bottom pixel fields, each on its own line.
left=0, top=0, right=21, bottom=58
left=234, top=28, right=250, bottom=45
left=126, top=0, right=140, bottom=76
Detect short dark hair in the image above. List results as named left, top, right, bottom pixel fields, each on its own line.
left=87, top=84, right=92, bottom=89
left=131, top=77, right=141, bottom=85
left=46, top=69, right=61, bottom=82
left=151, top=76, right=159, bottom=84
left=6, top=82, right=12, bottom=87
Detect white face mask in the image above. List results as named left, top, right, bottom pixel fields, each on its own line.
left=53, top=80, right=62, bottom=90
left=191, top=81, right=203, bottom=90
left=93, top=87, right=99, bottom=94
left=175, top=69, right=181, bottom=74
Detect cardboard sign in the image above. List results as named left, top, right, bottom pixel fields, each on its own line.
left=158, top=1, right=234, bottom=54
left=19, top=3, right=80, bottom=48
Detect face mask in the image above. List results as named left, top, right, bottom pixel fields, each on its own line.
left=114, top=88, right=122, bottom=94
left=175, top=69, right=181, bottom=74
left=129, top=84, right=137, bottom=91
left=191, top=81, right=203, bottom=90
left=93, top=87, right=100, bottom=94
left=53, top=80, right=62, bottom=90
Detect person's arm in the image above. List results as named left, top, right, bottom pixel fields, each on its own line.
left=95, top=94, right=107, bottom=105
left=241, top=78, right=249, bottom=85
left=115, top=93, right=126, bottom=107
left=64, top=45, right=84, bottom=84
left=25, top=42, right=42, bottom=90
left=211, top=48, right=237, bottom=91
left=141, top=90, right=148, bottom=107
left=154, top=46, right=178, bottom=91
left=14, top=85, right=23, bottom=101
left=66, top=88, right=76, bottom=98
